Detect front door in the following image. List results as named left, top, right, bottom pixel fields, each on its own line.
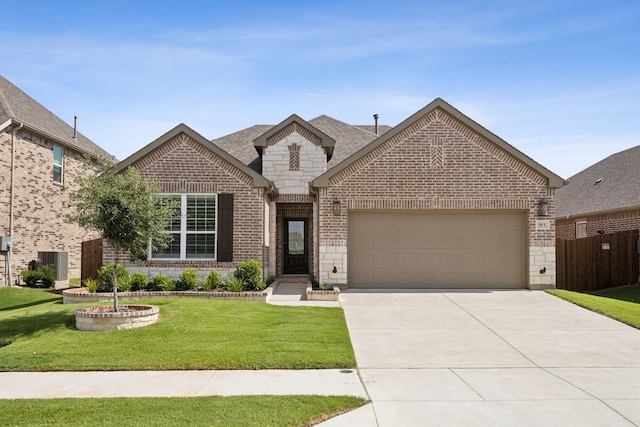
left=284, top=219, right=308, bottom=274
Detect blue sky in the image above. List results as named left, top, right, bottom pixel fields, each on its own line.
left=2, top=0, right=639, bottom=179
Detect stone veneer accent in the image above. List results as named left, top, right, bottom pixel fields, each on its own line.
left=262, top=131, right=327, bottom=194
left=316, top=107, right=557, bottom=289
left=0, top=126, right=99, bottom=284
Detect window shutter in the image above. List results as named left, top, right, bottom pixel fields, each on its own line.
left=217, top=194, right=234, bottom=262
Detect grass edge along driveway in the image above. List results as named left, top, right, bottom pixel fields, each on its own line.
left=546, top=286, right=640, bottom=329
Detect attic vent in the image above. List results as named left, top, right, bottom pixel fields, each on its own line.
left=289, top=144, right=300, bottom=171
left=595, top=178, right=603, bottom=185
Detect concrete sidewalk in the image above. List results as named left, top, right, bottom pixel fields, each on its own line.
left=0, top=369, right=365, bottom=399
left=3, top=288, right=640, bottom=427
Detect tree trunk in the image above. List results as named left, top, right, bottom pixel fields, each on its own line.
left=112, top=243, right=119, bottom=312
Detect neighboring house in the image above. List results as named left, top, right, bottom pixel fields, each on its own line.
left=556, top=145, right=640, bottom=239
left=0, top=74, right=112, bottom=286
left=112, top=98, right=563, bottom=289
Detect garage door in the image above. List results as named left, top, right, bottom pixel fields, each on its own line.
left=348, top=211, right=526, bottom=289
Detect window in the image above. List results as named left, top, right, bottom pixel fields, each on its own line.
left=53, top=146, right=64, bottom=184
left=576, top=221, right=587, bottom=239
left=151, top=194, right=217, bottom=260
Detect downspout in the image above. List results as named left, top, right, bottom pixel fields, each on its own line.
left=309, top=183, right=320, bottom=283
left=9, top=121, right=23, bottom=286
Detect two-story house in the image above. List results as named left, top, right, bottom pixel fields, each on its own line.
left=0, top=74, right=112, bottom=286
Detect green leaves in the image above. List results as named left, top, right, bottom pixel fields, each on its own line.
left=66, top=164, right=176, bottom=259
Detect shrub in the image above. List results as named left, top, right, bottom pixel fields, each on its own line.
left=224, top=278, right=244, bottom=292
left=129, top=272, right=149, bottom=291
left=203, top=270, right=221, bottom=292
left=265, top=274, right=276, bottom=286
left=97, top=263, right=130, bottom=292
left=180, top=269, right=199, bottom=290
left=21, top=266, right=57, bottom=288
left=84, top=278, right=99, bottom=293
left=308, top=273, right=316, bottom=286
left=39, top=265, right=57, bottom=288
left=153, top=275, right=174, bottom=291
left=21, top=270, right=41, bottom=287
left=234, top=259, right=264, bottom=291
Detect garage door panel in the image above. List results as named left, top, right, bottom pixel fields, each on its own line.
left=349, top=211, right=526, bottom=289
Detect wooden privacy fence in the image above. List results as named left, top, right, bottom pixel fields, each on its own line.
left=81, top=238, right=103, bottom=282
left=556, top=230, right=639, bottom=292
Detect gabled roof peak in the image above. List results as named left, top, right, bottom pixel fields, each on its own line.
left=313, top=97, right=565, bottom=189
left=253, top=114, right=336, bottom=158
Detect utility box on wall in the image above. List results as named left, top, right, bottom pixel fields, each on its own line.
left=37, top=251, right=68, bottom=281
left=0, top=236, right=10, bottom=253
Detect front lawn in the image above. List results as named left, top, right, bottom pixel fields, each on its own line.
left=594, top=283, right=640, bottom=304
left=0, top=395, right=367, bottom=427
left=546, top=288, right=640, bottom=329
left=0, top=287, right=356, bottom=371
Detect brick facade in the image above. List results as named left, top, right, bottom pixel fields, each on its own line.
left=104, top=132, right=268, bottom=281
left=556, top=209, right=640, bottom=240
left=0, top=126, right=98, bottom=285
left=107, top=100, right=560, bottom=290
left=315, top=107, right=557, bottom=289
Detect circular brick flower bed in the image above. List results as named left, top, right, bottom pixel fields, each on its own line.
left=75, top=305, right=159, bottom=332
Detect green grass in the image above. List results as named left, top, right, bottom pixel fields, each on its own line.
left=546, top=288, right=640, bottom=329
left=594, top=283, right=640, bottom=304
left=0, top=287, right=356, bottom=371
left=0, top=395, right=368, bottom=427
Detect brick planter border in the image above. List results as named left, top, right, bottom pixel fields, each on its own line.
left=75, top=305, right=160, bottom=331
left=306, top=284, right=340, bottom=301
left=63, top=287, right=273, bottom=304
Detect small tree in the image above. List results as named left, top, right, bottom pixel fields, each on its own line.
left=66, top=162, right=174, bottom=311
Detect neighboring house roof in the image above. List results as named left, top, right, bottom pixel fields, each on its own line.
left=313, top=98, right=565, bottom=188
left=211, top=115, right=386, bottom=172
left=0, top=74, right=112, bottom=159
left=555, top=144, right=640, bottom=218
left=115, top=123, right=276, bottom=192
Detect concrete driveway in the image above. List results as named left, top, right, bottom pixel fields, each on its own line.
left=321, top=290, right=640, bottom=426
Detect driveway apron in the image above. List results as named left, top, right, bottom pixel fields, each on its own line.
left=326, top=290, right=640, bottom=427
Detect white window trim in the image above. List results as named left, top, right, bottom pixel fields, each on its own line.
left=150, top=193, right=218, bottom=260
left=53, top=146, right=64, bottom=184
left=576, top=220, right=587, bottom=239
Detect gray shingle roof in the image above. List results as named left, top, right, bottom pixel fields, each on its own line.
left=0, top=74, right=112, bottom=159
left=210, top=115, right=383, bottom=173
left=555, top=144, right=640, bottom=217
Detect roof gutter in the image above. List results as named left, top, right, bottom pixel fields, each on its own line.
left=15, top=119, right=104, bottom=159
left=560, top=203, right=640, bottom=220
